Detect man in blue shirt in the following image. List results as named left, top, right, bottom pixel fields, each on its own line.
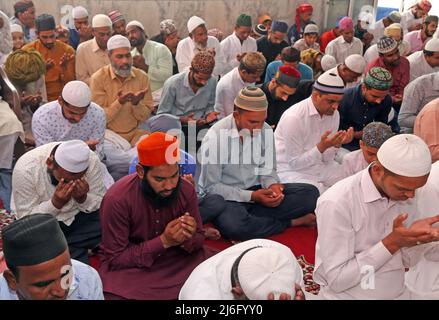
left=0, top=214, right=103, bottom=300
left=264, top=46, right=313, bottom=83
left=339, top=67, right=393, bottom=151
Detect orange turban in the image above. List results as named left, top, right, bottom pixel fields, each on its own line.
left=137, top=132, right=180, bottom=167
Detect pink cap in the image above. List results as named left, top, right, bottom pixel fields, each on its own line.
left=339, top=16, right=354, bottom=31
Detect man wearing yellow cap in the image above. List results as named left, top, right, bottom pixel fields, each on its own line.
left=99, top=132, right=213, bottom=300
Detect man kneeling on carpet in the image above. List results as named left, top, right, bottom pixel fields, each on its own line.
left=179, top=239, right=305, bottom=300
left=0, top=214, right=103, bottom=300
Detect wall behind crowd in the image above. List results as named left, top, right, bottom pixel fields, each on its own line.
left=0, top=0, right=325, bottom=37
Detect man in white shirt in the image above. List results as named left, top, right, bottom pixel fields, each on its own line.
left=328, top=54, right=366, bottom=89
left=1, top=214, right=104, bottom=300
left=407, top=38, right=439, bottom=82
left=11, top=140, right=105, bottom=264
left=176, top=16, right=226, bottom=77
left=325, top=17, right=363, bottom=65
left=220, top=14, right=257, bottom=76
left=275, top=71, right=354, bottom=194
left=32, top=81, right=106, bottom=159
left=404, top=161, right=439, bottom=299
left=75, top=14, right=112, bottom=85
left=314, top=134, right=439, bottom=300
left=401, top=0, right=431, bottom=34
left=31, top=81, right=114, bottom=189
left=179, top=239, right=305, bottom=300
left=368, top=11, right=401, bottom=45
left=214, top=52, right=266, bottom=118
left=338, top=122, right=394, bottom=181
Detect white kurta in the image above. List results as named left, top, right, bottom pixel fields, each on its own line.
left=179, top=239, right=304, bottom=300
left=214, top=67, right=253, bottom=118
left=11, top=142, right=106, bottom=226
left=220, top=33, right=257, bottom=76
left=401, top=10, right=422, bottom=34
left=325, top=36, right=363, bottom=65
left=405, top=161, right=439, bottom=299
left=314, top=167, right=439, bottom=300
left=0, top=100, right=24, bottom=169
left=341, top=149, right=369, bottom=177
left=274, top=97, right=341, bottom=193
left=176, top=36, right=226, bottom=77
left=407, top=50, right=439, bottom=82
left=368, top=20, right=385, bottom=45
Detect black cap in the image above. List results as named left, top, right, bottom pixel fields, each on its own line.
left=35, top=14, right=56, bottom=32
left=2, top=214, right=68, bottom=267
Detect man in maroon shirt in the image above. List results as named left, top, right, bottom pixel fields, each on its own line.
left=365, top=36, right=410, bottom=132
left=99, top=132, right=213, bottom=300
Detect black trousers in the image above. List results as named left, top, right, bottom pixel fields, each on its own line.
left=59, top=211, right=101, bottom=265
left=199, top=194, right=227, bottom=224
left=213, top=183, right=319, bottom=241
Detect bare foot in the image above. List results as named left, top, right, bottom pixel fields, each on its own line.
left=204, top=227, right=222, bottom=240
left=291, top=213, right=317, bottom=228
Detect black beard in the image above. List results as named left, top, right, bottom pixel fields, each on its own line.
left=47, top=169, right=59, bottom=187
left=140, top=177, right=181, bottom=207
left=269, top=86, right=279, bottom=101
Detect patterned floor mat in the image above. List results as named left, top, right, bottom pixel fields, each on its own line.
left=297, top=255, right=320, bottom=295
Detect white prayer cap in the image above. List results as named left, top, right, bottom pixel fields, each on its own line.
left=54, top=140, right=90, bottom=173
left=107, top=34, right=131, bottom=51
left=303, top=23, right=319, bottom=34
left=314, top=70, right=345, bottom=94
left=344, top=54, right=366, bottom=74
left=425, top=38, right=439, bottom=52
left=377, top=134, right=432, bottom=177
left=406, top=0, right=418, bottom=8
left=187, top=16, right=206, bottom=34
left=10, top=24, right=23, bottom=34
left=92, top=14, right=112, bottom=28
left=238, top=247, right=300, bottom=300
left=126, top=20, right=145, bottom=31
left=61, top=81, right=91, bottom=108
left=72, top=6, right=89, bottom=20
left=321, top=55, right=337, bottom=71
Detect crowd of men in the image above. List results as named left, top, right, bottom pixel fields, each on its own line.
left=1, top=0, right=439, bottom=300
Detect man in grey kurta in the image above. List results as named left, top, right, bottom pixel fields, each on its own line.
left=199, top=86, right=319, bottom=241
left=398, top=73, right=439, bottom=133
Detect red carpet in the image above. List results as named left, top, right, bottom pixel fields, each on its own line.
left=204, top=226, right=320, bottom=294
left=204, top=226, right=318, bottom=264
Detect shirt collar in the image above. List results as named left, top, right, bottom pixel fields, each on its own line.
left=183, top=69, right=191, bottom=89
left=92, top=38, right=105, bottom=53
left=339, top=36, right=348, bottom=44
left=307, top=97, right=320, bottom=117
left=230, top=115, right=241, bottom=139
left=361, top=165, right=388, bottom=203
left=233, top=67, right=249, bottom=86
left=66, top=262, right=79, bottom=298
